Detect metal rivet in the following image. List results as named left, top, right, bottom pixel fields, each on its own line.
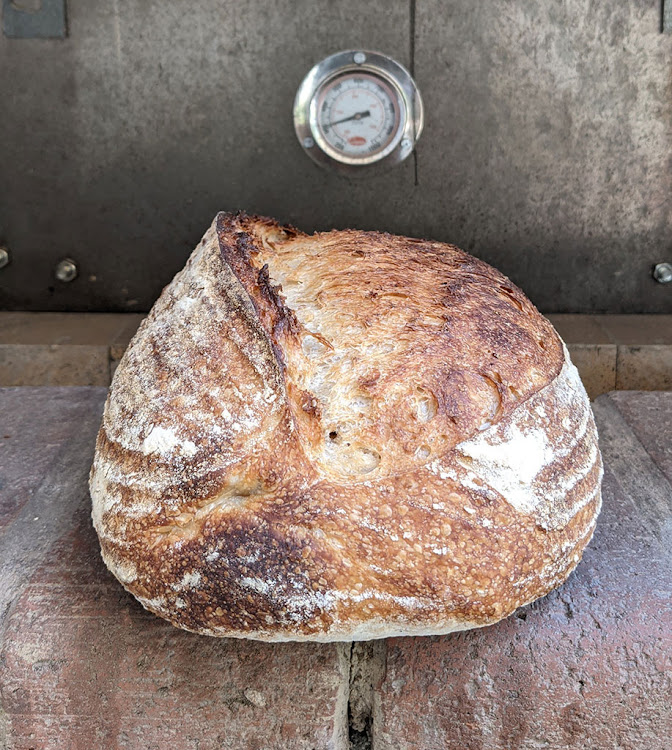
left=653, top=262, right=672, bottom=284
left=353, top=52, right=366, bottom=64
left=303, top=136, right=315, bottom=149
left=400, top=137, right=412, bottom=151
left=0, top=246, right=9, bottom=270
left=55, top=258, right=78, bottom=283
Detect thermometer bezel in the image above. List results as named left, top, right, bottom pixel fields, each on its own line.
left=294, top=50, right=424, bottom=174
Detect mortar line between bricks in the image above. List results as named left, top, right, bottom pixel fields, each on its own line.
left=347, top=640, right=387, bottom=749
left=614, top=344, right=622, bottom=389
left=348, top=642, right=369, bottom=750
left=0, top=389, right=106, bottom=629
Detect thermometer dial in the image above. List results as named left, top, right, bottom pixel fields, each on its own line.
left=315, top=72, right=402, bottom=161
left=294, top=51, right=423, bottom=173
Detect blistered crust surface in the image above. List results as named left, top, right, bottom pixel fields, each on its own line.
left=90, top=213, right=602, bottom=641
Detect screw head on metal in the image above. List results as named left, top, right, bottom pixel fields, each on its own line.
left=55, top=258, right=78, bottom=283
left=653, top=262, right=672, bottom=284
left=0, top=247, right=9, bottom=270
left=353, top=52, right=366, bottom=64
left=303, top=136, right=315, bottom=149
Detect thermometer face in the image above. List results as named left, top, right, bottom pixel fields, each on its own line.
left=294, top=50, right=424, bottom=173
left=313, top=73, right=403, bottom=161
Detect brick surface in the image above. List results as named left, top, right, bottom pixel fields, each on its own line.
left=373, top=394, right=672, bottom=750
left=0, top=344, right=110, bottom=386
left=0, top=388, right=107, bottom=529
left=1, top=510, right=348, bottom=750
left=599, top=315, right=672, bottom=346
left=608, top=391, right=672, bottom=485
left=1, top=388, right=671, bottom=749
left=0, top=388, right=349, bottom=749
left=0, top=313, right=140, bottom=346
left=566, top=344, right=617, bottom=400
left=546, top=315, right=612, bottom=345
left=616, top=345, right=672, bottom=391
left=109, top=314, right=145, bottom=361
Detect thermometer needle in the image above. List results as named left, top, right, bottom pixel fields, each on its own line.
left=329, top=110, right=371, bottom=127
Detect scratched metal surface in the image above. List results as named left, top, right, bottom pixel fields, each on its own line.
left=0, top=0, right=671, bottom=313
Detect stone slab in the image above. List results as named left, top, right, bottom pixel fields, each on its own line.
left=0, top=387, right=106, bottom=531
left=608, top=391, right=672, bottom=487
left=373, top=392, right=672, bottom=749
left=109, top=314, right=145, bottom=361
left=3, top=312, right=670, bottom=394
left=548, top=315, right=672, bottom=347
left=599, top=315, right=672, bottom=346
left=1, top=388, right=671, bottom=749
left=566, top=343, right=617, bottom=400
left=0, top=388, right=350, bottom=749
left=0, top=313, right=139, bottom=346
left=616, top=345, right=672, bottom=391
left=546, top=315, right=613, bottom=345
left=0, top=344, right=110, bottom=386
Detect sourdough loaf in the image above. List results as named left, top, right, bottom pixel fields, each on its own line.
left=89, top=213, right=602, bottom=641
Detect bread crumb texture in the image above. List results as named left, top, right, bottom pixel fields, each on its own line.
left=89, top=213, right=602, bottom=641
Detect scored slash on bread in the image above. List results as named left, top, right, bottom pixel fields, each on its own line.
left=89, top=213, right=602, bottom=641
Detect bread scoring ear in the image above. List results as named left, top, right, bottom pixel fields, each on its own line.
left=90, top=213, right=602, bottom=641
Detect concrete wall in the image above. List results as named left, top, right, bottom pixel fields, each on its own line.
left=0, top=0, right=671, bottom=313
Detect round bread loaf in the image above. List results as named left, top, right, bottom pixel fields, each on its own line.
left=90, top=212, right=602, bottom=641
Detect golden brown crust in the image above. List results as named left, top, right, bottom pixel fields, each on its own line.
left=89, top=213, right=602, bottom=641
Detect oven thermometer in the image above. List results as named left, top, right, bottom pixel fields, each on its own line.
left=294, top=50, right=423, bottom=173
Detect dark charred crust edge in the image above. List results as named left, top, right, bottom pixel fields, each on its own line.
left=216, top=212, right=564, bottom=422
left=92, top=212, right=600, bottom=641
left=215, top=212, right=306, bottom=370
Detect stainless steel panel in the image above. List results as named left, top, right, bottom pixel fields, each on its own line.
left=0, top=0, right=670, bottom=312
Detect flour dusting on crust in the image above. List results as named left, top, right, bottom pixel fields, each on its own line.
left=455, top=345, right=602, bottom=529
left=89, top=213, right=603, bottom=641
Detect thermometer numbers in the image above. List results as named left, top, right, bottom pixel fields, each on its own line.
left=294, top=50, right=423, bottom=171
left=315, top=73, right=402, bottom=160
